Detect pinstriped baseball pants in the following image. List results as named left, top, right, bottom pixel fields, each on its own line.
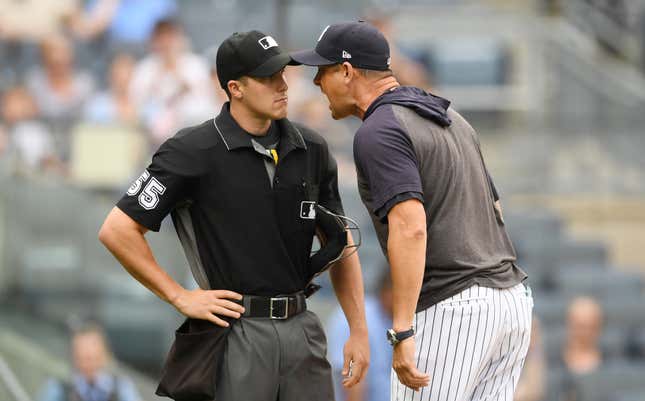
left=391, top=283, right=534, bottom=401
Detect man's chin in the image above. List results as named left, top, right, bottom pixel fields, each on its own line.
left=270, top=108, right=288, bottom=120
left=330, top=107, right=348, bottom=120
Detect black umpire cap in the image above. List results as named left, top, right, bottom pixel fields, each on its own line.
left=216, top=30, right=296, bottom=90
left=290, top=21, right=391, bottom=71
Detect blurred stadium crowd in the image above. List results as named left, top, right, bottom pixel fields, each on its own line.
left=0, top=0, right=432, bottom=185
left=1, top=1, right=645, bottom=401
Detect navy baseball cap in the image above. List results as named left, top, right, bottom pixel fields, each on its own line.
left=216, top=30, right=296, bottom=90
left=290, top=21, right=391, bottom=71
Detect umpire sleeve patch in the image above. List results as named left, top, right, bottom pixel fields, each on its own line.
left=138, top=177, right=167, bottom=210
left=127, top=170, right=151, bottom=196
left=125, top=169, right=168, bottom=210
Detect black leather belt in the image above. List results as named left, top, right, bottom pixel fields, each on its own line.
left=241, top=292, right=307, bottom=320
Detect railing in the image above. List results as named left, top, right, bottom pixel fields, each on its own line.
left=563, top=0, right=645, bottom=69
left=0, top=355, right=31, bottom=401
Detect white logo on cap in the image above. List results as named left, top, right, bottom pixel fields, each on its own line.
left=318, top=25, right=330, bottom=42
left=342, top=50, right=352, bottom=59
left=258, top=36, right=279, bottom=50
left=387, top=57, right=391, bottom=66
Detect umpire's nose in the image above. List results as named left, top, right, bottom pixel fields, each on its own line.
left=278, top=70, right=288, bottom=92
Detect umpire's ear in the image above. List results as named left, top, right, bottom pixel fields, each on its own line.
left=227, top=79, right=244, bottom=100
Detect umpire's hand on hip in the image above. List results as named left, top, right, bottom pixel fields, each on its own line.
left=393, top=337, right=430, bottom=391
left=341, top=329, right=370, bottom=388
left=171, top=288, right=245, bottom=327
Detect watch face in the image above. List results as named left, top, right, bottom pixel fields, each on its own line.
left=386, top=329, right=397, bottom=346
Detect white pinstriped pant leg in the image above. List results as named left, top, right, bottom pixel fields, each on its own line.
left=391, top=284, right=533, bottom=401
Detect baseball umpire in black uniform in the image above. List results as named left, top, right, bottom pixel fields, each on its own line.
left=99, top=30, right=369, bottom=401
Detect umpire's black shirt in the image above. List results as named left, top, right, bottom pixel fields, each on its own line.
left=117, top=103, right=344, bottom=296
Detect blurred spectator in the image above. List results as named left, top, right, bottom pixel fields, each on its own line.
left=1, top=86, right=64, bottom=175
left=130, top=18, right=214, bottom=148
left=515, top=317, right=546, bottom=401
left=328, top=266, right=392, bottom=401
left=25, top=35, right=95, bottom=160
left=0, top=0, right=78, bottom=41
left=72, top=0, right=177, bottom=55
left=563, top=296, right=604, bottom=374
left=367, top=12, right=432, bottom=89
left=38, top=323, right=141, bottom=401
left=558, top=296, right=605, bottom=401
left=84, top=53, right=137, bottom=125
left=0, top=0, right=80, bottom=83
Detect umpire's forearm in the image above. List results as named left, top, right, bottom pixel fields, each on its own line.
left=330, top=233, right=368, bottom=333
left=387, top=200, right=427, bottom=332
left=99, top=207, right=184, bottom=304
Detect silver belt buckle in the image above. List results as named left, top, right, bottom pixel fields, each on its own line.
left=270, top=297, right=289, bottom=319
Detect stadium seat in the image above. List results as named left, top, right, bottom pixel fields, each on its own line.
left=532, top=291, right=569, bottom=327
left=602, top=297, right=645, bottom=332
left=555, top=238, right=609, bottom=270
left=571, top=362, right=645, bottom=401
left=427, top=38, right=509, bottom=86
left=555, top=268, right=644, bottom=299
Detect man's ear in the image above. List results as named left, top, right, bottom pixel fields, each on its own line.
left=342, top=62, right=354, bottom=83
left=227, top=79, right=243, bottom=100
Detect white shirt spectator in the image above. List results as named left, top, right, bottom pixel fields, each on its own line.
left=130, top=52, right=214, bottom=146
left=26, top=69, right=95, bottom=124
left=10, top=121, right=55, bottom=169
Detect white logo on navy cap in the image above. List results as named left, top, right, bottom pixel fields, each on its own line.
left=258, top=36, right=279, bottom=50
left=342, top=50, right=352, bottom=59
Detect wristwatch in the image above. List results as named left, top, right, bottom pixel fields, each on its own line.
left=386, top=327, right=415, bottom=346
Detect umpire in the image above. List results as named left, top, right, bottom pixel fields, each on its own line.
left=99, top=30, right=369, bottom=401
left=292, top=22, right=532, bottom=401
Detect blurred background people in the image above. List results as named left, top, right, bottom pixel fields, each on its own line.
left=72, top=0, right=178, bottom=55
left=38, top=323, right=141, bottom=401
left=83, top=53, right=137, bottom=125
left=557, top=296, right=605, bottom=401
left=562, top=297, right=604, bottom=375
left=25, top=35, right=95, bottom=161
left=0, top=0, right=80, bottom=84
left=1, top=2, right=645, bottom=400
left=1, top=86, right=63, bottom=176
left=130, top=18, right=213, bottom=148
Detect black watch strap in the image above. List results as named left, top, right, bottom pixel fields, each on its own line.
left=387, top=327, right=415, bottom=346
